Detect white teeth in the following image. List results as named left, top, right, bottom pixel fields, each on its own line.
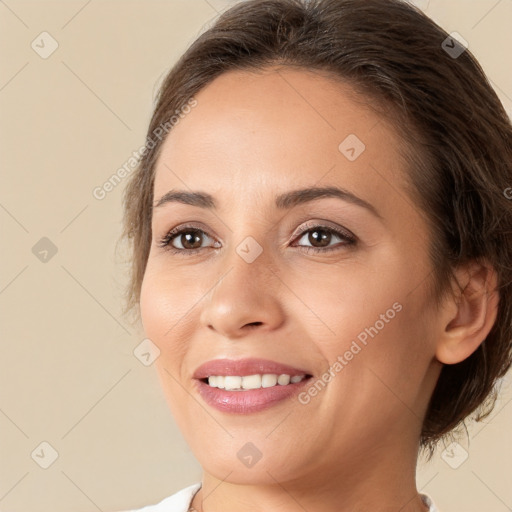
left=206, top=373, right=306, bottom=390
left=242, top=374, right=262, bottom=390
left=261, top=374, right=277, bottom=388
left=224, top=376, right=242, bottom=390
left=277, top=374, right=291, bottom=385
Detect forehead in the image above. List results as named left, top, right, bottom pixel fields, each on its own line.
left=153, top=67, right=409, bottom=212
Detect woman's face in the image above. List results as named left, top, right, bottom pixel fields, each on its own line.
left=140, top=67, right=443, bottom=484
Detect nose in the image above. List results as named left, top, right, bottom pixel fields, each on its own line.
left=199, top=246, right=286, bottom=339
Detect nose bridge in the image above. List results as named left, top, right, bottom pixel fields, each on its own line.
left=220, top=202, right=279, bottom=282
left=215, top=234, right=275, bottom=302
left=231, top=236, right=275, bottom=295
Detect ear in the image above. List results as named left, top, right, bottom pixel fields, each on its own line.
left=436, top=260, right=500, bottom=365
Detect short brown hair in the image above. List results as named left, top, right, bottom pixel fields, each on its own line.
left=121, top=0, right=512, bottom=453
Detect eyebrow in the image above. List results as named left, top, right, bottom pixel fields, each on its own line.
left=153, top=186, right=383, bottom=219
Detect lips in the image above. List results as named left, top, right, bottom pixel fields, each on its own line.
left=191, top=358, right=314, bottom=414
left=192, top=357, right=313, bottom=380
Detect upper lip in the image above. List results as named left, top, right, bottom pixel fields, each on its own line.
left=192, top=358, right=313, bottom=379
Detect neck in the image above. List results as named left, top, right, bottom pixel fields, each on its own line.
left=189, top=439, right=429, bottom=512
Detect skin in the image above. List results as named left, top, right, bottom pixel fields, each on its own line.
left=139, top=66, right=499, bottom=512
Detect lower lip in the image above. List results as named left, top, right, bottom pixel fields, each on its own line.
left=194, top=378, right=312, bottom=414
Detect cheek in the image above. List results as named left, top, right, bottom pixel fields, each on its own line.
left=325, top=286, right=433, bottom=425
left=139, top=265, right=192, bottom=365
left=140, top=269, right=197, bottom=424
left=284, top=254, right=404, bottom=354
left=139, top=273, right=168, bottom=346
left=293, top=252, right=433, bottom=403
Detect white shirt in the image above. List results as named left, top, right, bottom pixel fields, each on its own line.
left=125, top=482, right=440, bottom=511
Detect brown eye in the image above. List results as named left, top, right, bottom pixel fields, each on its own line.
left=158, top=226, right=219, bottom=255
left=174, top=230, right=204, bottom=250
left=158, top=224, right=356, bottom=256
left=304, top=228, right=333, bottom=248
left=293, top=225, right=356, bottom=253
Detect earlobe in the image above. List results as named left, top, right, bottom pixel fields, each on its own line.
left=435, top=261, right=500, bottom=365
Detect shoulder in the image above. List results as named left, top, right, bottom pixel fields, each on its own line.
left=420, top=492, right=440, bottom=512
left=121, top=482, right=202, bottom=512
left=120, top=485, right=436, bottom=512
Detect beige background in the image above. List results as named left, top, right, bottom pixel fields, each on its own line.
left=1, top=1, right=511, bottom=511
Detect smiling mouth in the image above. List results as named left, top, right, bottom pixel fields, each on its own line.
left=192, top=357, right=314, bottom=413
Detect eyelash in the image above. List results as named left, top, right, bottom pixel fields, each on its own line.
left=157, top=223, right=357, bottom=256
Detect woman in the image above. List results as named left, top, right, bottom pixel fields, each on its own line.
left=120, top=0, right=512, bottom=510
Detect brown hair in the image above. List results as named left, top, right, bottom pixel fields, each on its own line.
left=121, top=0, right=512, bottom=454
